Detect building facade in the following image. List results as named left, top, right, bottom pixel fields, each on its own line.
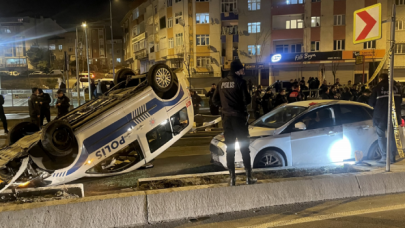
left=106, top=39, right=124, bottom=69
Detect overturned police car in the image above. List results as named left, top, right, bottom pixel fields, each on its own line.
left=0, top=64, right=193, bottom=191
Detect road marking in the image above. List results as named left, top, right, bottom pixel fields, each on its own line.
left=241, top=203, right=405, bottom=228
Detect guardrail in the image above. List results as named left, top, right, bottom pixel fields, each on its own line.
left=0, top=89, right=87, bottom=108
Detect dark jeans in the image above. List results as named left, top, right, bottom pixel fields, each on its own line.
left=376, top=124, right=396, bottom=161
left=223, top=115, right=251, bottom=170
left=0, top=108, right=7, bottom=132
left=193, top=106, right=200, bottom=115
left=40, top=109, right=51, bottom=126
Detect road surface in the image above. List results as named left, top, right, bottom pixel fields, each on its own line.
left=135, top=192, right=405, bottom=228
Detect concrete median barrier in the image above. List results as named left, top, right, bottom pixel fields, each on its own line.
left=0, top=191, right=147, bottom=228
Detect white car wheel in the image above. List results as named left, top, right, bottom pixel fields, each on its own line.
left=254, top=150, right=285, bottom=168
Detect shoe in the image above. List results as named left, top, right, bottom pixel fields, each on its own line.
left=245, top=168, right=257, bottom=185
left=229, top=169, right=236, bottom=186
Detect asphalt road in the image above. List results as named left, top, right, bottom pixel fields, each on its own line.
left=135, top=192, right=405, bottom=228
left=77, top=130, right=225, bottom=196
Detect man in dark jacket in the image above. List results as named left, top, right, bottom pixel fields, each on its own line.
left=357, top=89, right=371, bottom=104
left=190, top=90, right=202, bottom=115
left=252, top=86, right=262, bottom=120
left=205, top=83, right=219, bottom=115
left=261, top=88, right=274, bottom=114
left=212, top=59, right=255, bottom=186
left=90, top=80, right=97, bottom=99
left=56, top=90, right=71, bottom=118
left=0, top=94, right=8, bottom=134
left=369, top=74, right=402, bottom=164
left=38, top=89, right=51, bottom=126
left=58, top=78, right=66, bottom=93
left=321, top=88, right=333, bottom=99
left=274, top=89, right=288, bottom=107
left=28, top=87, right=41, bottom=127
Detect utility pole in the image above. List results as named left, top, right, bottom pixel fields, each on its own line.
left=110, top=0, right=116, bottom=79
left=82, top=22, right=92, bottom=99
left=75, top=27, right=80, bottom=106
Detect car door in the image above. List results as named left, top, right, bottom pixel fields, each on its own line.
left=337, top=104, right=377, bottom=159
left=288, top=105, right=344, bottom=166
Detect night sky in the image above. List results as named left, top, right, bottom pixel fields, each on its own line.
left=0, top=0, right=136, bottom=38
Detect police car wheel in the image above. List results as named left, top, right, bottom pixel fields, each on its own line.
left=148, top=64, right=174, bottom=93
left=41, top=120, right=78, bottom=157
left=114, top=68, right=135, bottom=88
left=7, top=122, right=40, bottom=146
left=254, top=150, right=285, bottom=168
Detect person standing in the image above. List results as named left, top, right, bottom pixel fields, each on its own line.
left=205, top=83, right=219, bottom=115
left=28, top=87, right=41, bottom=127
left=56, top=90, right=71, bottom=118
left=190, top=90, right=202, bottom=115
left=340, top=87, right=353, bottom=101
left=252, top=86, right=262, bottom=120
left=320, top=79, right=328, bottom=95
left=274, top=80, right=282, bottom=93
left=321, top=88, right=333, bottom=99
left=0, top=94, right=8, bottom=134
left=90, top=79, right=97, bottom=99
left=247, top=79, right=253, bottom=94
left=261, top=87, right=274, bottom=114
left=38, top=89, right=51, bottom=126
left=357, top=89, right=371, bottom=104
left=212, top=59, right=256, bottom=186
left=274, top=89, right=288, bottom=107
left=58, top=78, right=66, bottom=93
left=369, top=74, right=402, bottom=164
left=288, top=85, right=302, bottom=103
left=96, top=80, right=102, bottom=97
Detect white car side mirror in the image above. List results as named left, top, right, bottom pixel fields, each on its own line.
left=295, top=122, right=306, bottom=130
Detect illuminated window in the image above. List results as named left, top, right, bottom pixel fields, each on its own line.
left=248, top=0, right=260, bottom=11
left=222, top=0, right=237, bottom=12
left=49, top=45, right=56, bottom=50
left=176, top=33, right=183, bottom=46
left=248, top=45, right=261, bottom=55
left=311, top=16, right=320, bottom=27
left=286, top=19, right=303, bottom=29
left=287, top=0, right=304, bottom=4
left=196, top=13, right=209, bottom=24
left=248, top=22, right=261, bottom=33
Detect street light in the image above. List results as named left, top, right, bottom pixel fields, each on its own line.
left=110, top=0, right=116, bottom=80
left=82, top=22, right=92, bottom=99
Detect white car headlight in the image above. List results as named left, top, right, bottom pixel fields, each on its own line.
left=235, top=142, right=240, bottom=150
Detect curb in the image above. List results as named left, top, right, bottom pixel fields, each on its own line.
left=2, top=171, right=405, bottom=227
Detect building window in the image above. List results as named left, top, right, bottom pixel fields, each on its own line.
left=176, top=33, right=183, bottom=46
left=286, top=19, right=303, bottom=29
left=175, top=0, right=182, bottom=3
left=248, top=45, right=261, bottom=55
left=175, top=12, right=183, bottom=24
left=291, top=44, right=302, bottom=53
left=275, top=44, right=289, bottom=53
left=396, top=20, right=404, bottom=30
left=196, top=35, right=210, bottom=46
left=334, top=15, right=345, bottom=26
left=311, top=16, right=320, bottom=27
left=117, top=58, right=121, bottom=63
left=311, top=41, right=320, bottom=51
left=287, top=0, right=304, bottom=4
left=395, top=43, right=405, bottom=54
left=364, top=40, right=376, bottom=49
left=168, top=18, right=173, bottom=28
left=160, top=16, right=166, bottom=29
left=49, top=45, right=55, bottom=50
left=133, top=8, right=139, bottom=20
left=140, top=40, right=145, bottom=50
left=248, top=0, right=260, bottom=11
left=169, top=38, right=174, bottom=48
left=396, top=0, right=405, bottom=5
left=196, top=56, right=211, bottom=67
left=0, top=27, right=11, bottom=34
left=58, top=45, right=63, bottom=50
left=222, top=0, right=237, bottom=12
left=248, top=22, right=261, bottom=33
left=167, top=0, right=173, bottom=7
left=196, top=13, right=209, bottom=24
left=334, top=39, right=345, bottom=50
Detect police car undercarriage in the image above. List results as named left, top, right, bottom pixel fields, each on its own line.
left=0, top=63, right=189, bottom=192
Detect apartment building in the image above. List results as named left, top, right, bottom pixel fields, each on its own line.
left=0, top=16, right=66, bottom=71
left=107, top=39, right=124, bottom=70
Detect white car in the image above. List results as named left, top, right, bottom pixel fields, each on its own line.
left=210, top=100, right=393, bottom=169
left=0, top=64, right=193, bottom=190
left=30, top=71, right=46, bottom=75
left=48, top=70, right=64, bottom=75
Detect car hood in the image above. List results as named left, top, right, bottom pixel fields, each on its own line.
left=248, top=126, right=276, bottom=137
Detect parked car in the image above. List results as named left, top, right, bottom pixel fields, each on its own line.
left=210, top=100, right=398, bottom=170
left=79, top=72, right=95, bottom=79
left=0, top=64, right=193, bottom=191
left=48, top=70, right=64, bottom=75
left=29, top=71, right=46, bottom=75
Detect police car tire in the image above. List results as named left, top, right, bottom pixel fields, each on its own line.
left=148, top=64, right=175, bottom=93
left=114, top=68, right=135, bottom=87
left=41, top=120, right=78, bottom=157
left=7, top=122, right=40, bottom=146
left=253, top=150, right=285, bottom=168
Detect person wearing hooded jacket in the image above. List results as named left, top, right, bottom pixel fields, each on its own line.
left=213, top=59, right=256, bottom=186
left=369, top=73, right=402, bottom=164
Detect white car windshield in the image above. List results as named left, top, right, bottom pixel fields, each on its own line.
left=252, top=106, right=307, bottom=128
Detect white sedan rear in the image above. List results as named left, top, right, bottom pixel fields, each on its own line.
left=210, top=100, right=384, bottom=169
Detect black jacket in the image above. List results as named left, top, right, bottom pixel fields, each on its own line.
left=321, top=92, right=333, bottom=100
left=320, top=84, right=328, bottom=95
left=261, top=92, right=275, bottom=111
left=57, top=95, right=70, bottom=117
left=0, top=95, right=4, bottom=106
left=205, top=88, right=216, bottom=107
left=369, top=78, right=402, bottom=128
left=252, top=90, right=262, bottom=111
left=274, top=94, right=288, bottom=107
left=357, top=95, right=370, bottom=104
left=28, top=94, right=41, bottom=118
left=213, top=73, right=251, bottom=118
left=191, top=93, right=202, bottom=106
left=340, top=91, right=353, bottom=101
left=59, top=82, right=66, bottom=92
left=38, top=93, right=51, bottom=110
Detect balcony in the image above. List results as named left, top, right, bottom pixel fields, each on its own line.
left=135, top=49, right=148, bottom=60
left=271, top=4, right=304, bottom=16
left=272, top=29, right=304, bottom=40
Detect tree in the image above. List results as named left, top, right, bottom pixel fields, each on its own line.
left=26, top=44, right=50, bottom=72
